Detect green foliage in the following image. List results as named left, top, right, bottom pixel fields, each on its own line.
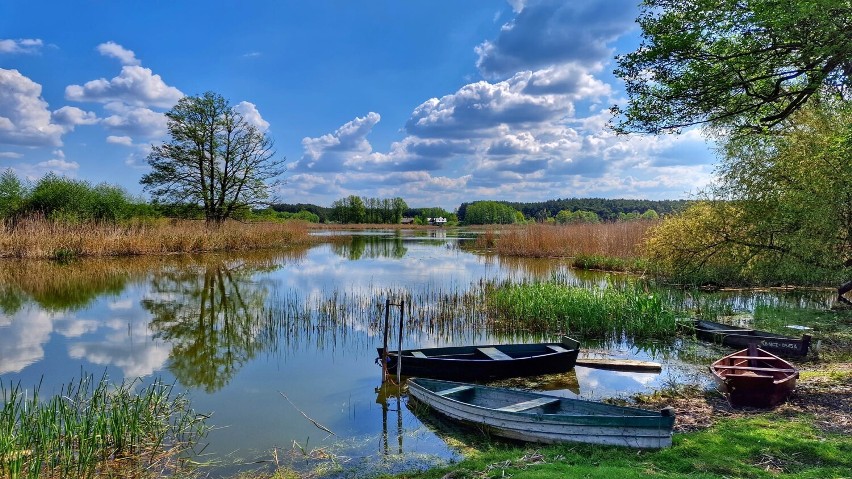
left=463, top=201, right=521, bottom=225
left=330, top=196, right=407, bottom=224
left=0, top=374, right=208, bottom=479
left=141, top=91, right=285, bottom=225
left=555, top=209, right=601, bottom=224
left=0, top=172, right=148, bottom=223
left=613, top=0, right=852, bottom=133
left=0, top=169, right=26, bottom=220
left=487, top=281, right=677, bottom=340
left=462, top=198, right=686, bottom=223
left=645, top=102, right=852, bottom=286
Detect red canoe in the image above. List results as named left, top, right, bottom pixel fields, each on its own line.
left=709, top=345, right=798, bottom=408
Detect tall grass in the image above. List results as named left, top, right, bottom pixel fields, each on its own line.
left=485, top=281, right=677, bottom=340
left=0, top=374, right=208, bottom=479
left=472, top=222, right=656, bottom=260
left=0, top=216, right=312, bottom=259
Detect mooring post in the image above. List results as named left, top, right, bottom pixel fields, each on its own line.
left=382, top=298, right=390, bottom=381
left=396, top=300, right=404, bottom=383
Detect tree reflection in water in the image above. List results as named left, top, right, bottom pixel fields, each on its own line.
left=143, top=259, right=278, bottom=392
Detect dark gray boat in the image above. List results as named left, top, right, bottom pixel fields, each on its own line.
left=690, top=319, right=811, bottom=357
left=408, top=378, right=675, bottom=448
left=377, top=337, right=580, bottom=380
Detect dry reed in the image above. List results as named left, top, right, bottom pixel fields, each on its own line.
left=473, top=221, right=657, bottom=259
left=0, top=216, right=313, bottom=259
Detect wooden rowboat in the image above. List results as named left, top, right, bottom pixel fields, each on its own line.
left=690, top=319, right=811, bottom=357
left=709, top=346, right=799, bottom=408
left=377, top=337, right=580, bottom=381
left=408, top=378, right=675, bottom=448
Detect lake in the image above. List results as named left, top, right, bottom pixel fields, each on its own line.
left=0, top=229, right=834, bottom=477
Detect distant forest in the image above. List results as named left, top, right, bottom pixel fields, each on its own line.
left=483, top=198, right=692, bottom=222
left=271, top=198, right=691, bottom=224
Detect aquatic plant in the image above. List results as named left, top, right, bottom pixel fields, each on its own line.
left=485, top=281, right=678, bottom=340
left=0, top=374, right=209, bottom=479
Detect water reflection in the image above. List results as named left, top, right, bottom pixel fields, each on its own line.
left=144, top=259, right=277, bottom=392
left=0, top=231, right=840, bottom=478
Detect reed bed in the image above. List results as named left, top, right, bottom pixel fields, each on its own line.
left=472, top=221, right=657, bottom=261
left=0, top=374, right=208, bottom=479
left=0, top=216, right=312, bottom=260
left=485, top=281, right=677, bottom=340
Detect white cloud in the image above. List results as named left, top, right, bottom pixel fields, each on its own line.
left=96, top=41, right=140, bottom=66
left=297, top=112, right=381, bottom=172
left=106, top=135, right=133, bottom=146
left=0, top=152, right=23, bottom=159
left=0, top=38, right=43, bottom=55
left=0, top=68, right=66, bottom=146
left=52, top=106, right=99, bottom=128
left=234, top=101, right=270, bottom=131
left=65, top=65, right=183, bottom=108
left=100, top=103, right=168, bottom=138
left=476, top=0, right=638, bottom=78
left=35, top=150, right=79, bottom=173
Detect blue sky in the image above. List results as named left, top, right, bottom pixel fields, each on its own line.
left=0, top=0, right=715, bottom=210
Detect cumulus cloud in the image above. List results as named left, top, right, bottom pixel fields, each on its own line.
left=96, top=41, right=141, bottom=66
left=106, top=135, right=133, bottom=146
left=0, top=38, right=43, bottom=55
left=100, top=102, right=168, bottom=137
left=476, top=0, right=637, bottom=78
left=52, top=106, right=99, bottom=128
left=297, top=112, right=381, bottom=172
left=0, top=68, right=66, bottom=146
left=65, top=65, right=183, bottom=108
left=234, top=101, right=270, bottom=131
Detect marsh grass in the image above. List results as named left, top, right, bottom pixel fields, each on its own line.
left=472, top=222, right=656, bottom=260
left=0, top=216, right=311, bottom=259
left=485, top=281, right=677, bottom=340
left=0, top=374, right=209, bottom=479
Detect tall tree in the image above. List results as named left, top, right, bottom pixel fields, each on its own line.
left=141, top=92, right=285, bottom=224
left=613, top=0, right=852, bottom=133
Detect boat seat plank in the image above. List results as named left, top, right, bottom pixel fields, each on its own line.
left=435, top=385, right=474, bottom=396
left=496, top=396, right=560, bottom=412
left=714, top=365, right=797, bottom=373
left=478, top=347, right=513, bottom=361
left=727, top=355, right=778, bottom=360
left=411, top=351, right=427, bottom=358
left=547, top=345, right=568, bottom=353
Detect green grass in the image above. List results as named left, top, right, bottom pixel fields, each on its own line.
left=383, top=416, right=852, bottom=478
left=485, top=281, right=677, bottom=340
left=0, top=373, right=209, bottom=479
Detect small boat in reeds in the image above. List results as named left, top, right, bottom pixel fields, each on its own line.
left=407, top=378, right=675, bottom=448
left=709, top=345, right=799, bottom=408
left=377, top=337, right=580, bottom=381
left=690, top=319, right=811, bottom=357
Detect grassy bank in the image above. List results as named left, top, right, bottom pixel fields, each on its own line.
left=0, top=217, right=311, bottom=260
left=382, top=415, right=851, bottom=479
left=0, top=374, right=209, bottom=479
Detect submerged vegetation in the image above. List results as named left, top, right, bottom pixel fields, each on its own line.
left=0, top=374, right=209, bottom=479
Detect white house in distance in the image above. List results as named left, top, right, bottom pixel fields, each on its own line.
left=427, top=217, right=447, bottom=226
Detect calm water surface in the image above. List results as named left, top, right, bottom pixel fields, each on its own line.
left=0, top=229, right=833, bottom=476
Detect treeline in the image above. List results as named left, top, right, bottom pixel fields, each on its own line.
left=458, top=198, right=690, bottom=223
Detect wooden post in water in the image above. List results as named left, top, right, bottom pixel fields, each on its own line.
left=396, top=300, right=405, bottom=384
left=382, top=298, right=391, bottom=381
